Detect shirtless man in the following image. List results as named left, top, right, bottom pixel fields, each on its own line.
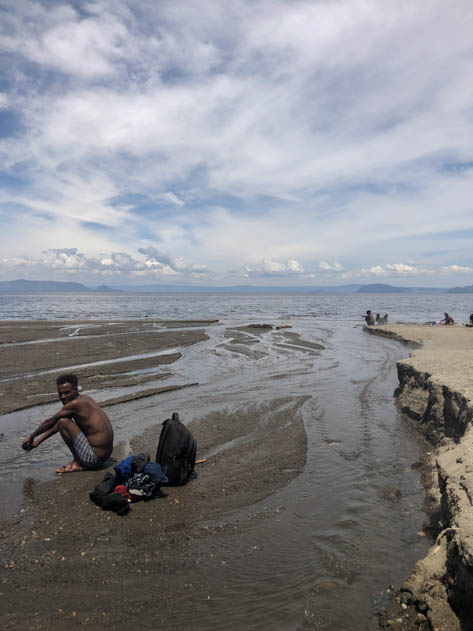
left=364, top=310, right=375, bottom=325
left=22, top=374, right=114, bottom=473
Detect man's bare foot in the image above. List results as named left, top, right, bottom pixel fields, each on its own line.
left=56, top=461, right=84, bottom=474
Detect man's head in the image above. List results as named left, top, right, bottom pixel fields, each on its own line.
left=56, top=374, right=79, bottom=405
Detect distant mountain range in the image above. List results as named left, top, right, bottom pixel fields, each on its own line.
left=442, top=286, right=473, bottom=294
left=0, top=279, right=120, bottom=293
left=0, top=279, right=472, bottom=293
left=114, top=283, right=365, bottom=293
left=356, top=283, right=447, bottom=294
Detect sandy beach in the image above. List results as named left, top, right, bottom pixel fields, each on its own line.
left=1, top=316, right=460, bottom=629
left=365, top=323, right=473, bottom=631
left=0, top=320, right=307, bottom=630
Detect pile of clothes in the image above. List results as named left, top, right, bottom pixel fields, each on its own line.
left=89, top=452, right=168, bottom=516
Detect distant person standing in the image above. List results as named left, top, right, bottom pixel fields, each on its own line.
left=364, top=310, right=375, bottom=325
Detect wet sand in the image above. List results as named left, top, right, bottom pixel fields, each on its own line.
left=0, top=321, right=307, bottom=629
left=365, top=324, right=473, bottom=630
left=0, top=319, right=213, bottom=415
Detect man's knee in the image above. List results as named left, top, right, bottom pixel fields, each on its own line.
left=56, top=417, right=71, bottom=430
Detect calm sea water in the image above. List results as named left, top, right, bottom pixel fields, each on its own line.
left=0, top=290, right=472, bottom=322
left=0, top=291, right=469, bottom=629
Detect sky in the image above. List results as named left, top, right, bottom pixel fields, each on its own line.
left=1, top=0, right=473, bottom=288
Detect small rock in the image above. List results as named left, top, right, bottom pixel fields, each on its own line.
left=417, top=602, right=428, bottom=614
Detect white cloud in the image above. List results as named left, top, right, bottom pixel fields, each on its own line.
left=385, top=263, right=417, bottom=274
left=440, top=264, right=473, bottom=273
left=319, top=261, right=343, bottom=272
left=1, top=1, right=473, bottom=286
left=241, top=258, right=305, bottom=278
left=359, top=263, right=423, bottom=278
left=362, top=266, right=387, bottom=277
left=138, top=246, right=210, bottom=276
left=161, top=192, right=184, bottom=207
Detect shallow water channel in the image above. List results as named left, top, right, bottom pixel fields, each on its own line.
left=0, top=318, right=430, bottom=629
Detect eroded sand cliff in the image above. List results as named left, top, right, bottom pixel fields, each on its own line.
left=366, top=324, right=473, bottom=631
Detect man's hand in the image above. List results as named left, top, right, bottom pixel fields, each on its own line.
left=22, top=436, right=35, bottom=451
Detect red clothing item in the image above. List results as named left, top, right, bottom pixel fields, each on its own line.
left=113, top=485, right=132, bottom=501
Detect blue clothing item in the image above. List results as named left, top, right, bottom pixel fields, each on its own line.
left=144, top=462, right=168, bottom=484
left=114, top=453, right=153, bottom=480
left=114, top=455, right=133, bottom=478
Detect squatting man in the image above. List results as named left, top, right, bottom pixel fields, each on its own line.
left=22, top=374, right=114, bottom=473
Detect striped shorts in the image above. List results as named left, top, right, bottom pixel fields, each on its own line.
left=73, top=431, right=101, bottom=468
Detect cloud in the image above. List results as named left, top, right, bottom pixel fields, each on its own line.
left=0, top=247, right=212, bottom=283
left=242, top=258, right=305, bottom=278
left=440, top=264, right=473, bottom=273
left=161, top=192, right=184, bottom=207
left=1, top=1, right=473, bottom=286
left=359, top=263, right=422, bottom=277
left=319, top=261, right=343, bottom=272
left=138, top=246, right=210, bottom=276
left=385, top=263, right=418, bottom=274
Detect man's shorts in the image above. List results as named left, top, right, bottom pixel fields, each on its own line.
left=73, top=431, right=102, bottom=469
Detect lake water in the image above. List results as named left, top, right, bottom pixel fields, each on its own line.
left=1, top=292, right=471, bottom=629
left=0, top=290, right=472, bottom=323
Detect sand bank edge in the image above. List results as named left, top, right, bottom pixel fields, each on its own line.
left=366, top=324, right=473, bottom=631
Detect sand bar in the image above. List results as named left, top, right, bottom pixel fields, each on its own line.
left=0, top=319, right=214, bottom=415
left=366, top=323, right=473, bottom=630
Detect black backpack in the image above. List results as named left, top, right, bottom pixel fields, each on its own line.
left=155, top=412, right=197, bottom=486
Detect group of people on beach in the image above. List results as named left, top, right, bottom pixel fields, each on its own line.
left=439, top=313, right=473, bottom=326
left=365, top=310, right=473, bottom=327
left=22, top=374, right=114, bottom=473
left=363, top=310, right=388, bottom=326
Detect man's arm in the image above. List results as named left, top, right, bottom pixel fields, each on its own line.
left=22, top=402, right=77, bottom=450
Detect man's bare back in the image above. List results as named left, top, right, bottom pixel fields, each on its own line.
left=22, top=374, right=114, bottom=473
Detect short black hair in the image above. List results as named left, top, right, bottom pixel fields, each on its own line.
left=56, top=374, right=78, bottom=389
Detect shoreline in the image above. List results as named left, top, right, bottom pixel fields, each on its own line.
left=365, top=324, right=473, bottom=630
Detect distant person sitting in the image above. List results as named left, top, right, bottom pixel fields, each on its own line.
left=381, top=313, right=388, bottom=324
left=466, top=313, right=473, bottom=327
left=375, top=313, right=382, bottom=324
left=364, top=310, right=375, bottom=325
left=21, top=374, right=114, bottom=473
left=440, top=312, right=454, bottom=325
